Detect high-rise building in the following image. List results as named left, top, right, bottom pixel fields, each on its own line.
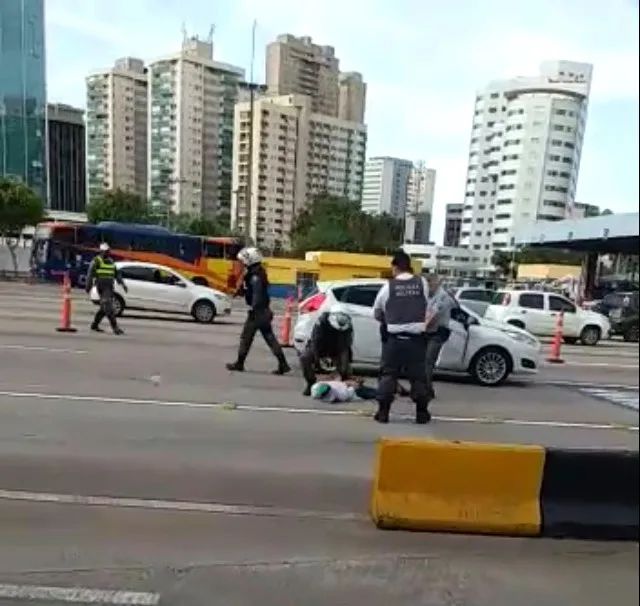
left=361, top=157, right=413, bottom=217
left=266, top=35, right=340, bottom=117
left=47, top=103, right=86, bottom=213
left=85, top=57, right=148, bottom=202
left=338, top=72, right=366, bottom=123
left=404, top=163, right=435, bottom=245
left=443, top=203, right=463, bottom=247
left=361, top=157, right=435, bottom=244
left=461, top=60, right=593, bottom=260
left=0, top=0, right=47, bottom=199
left=568, top=201, right=600, bottom=219
left=147, top=34, right=244, bottom=220
left=231, top=94, right=366, bottom=248
left=266, top=35, right=366, bottom=124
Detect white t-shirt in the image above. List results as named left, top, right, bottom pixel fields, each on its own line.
left=311, top=381, right=357, bottom=402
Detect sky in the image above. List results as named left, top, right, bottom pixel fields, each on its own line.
left=46, top=0, right=639, bottom=244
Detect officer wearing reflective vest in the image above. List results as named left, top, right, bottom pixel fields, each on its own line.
left=372, top=250, right=431, bottom=424
left=85, top=242, right=127, bottom=334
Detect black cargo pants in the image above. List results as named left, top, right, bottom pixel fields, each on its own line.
left=300, top=342, right=351, bottom=388
left=377, top=333, right=429, bottom=419
left=237, top=308, right=286, bottom=364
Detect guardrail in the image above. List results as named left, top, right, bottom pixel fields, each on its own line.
left=371, top=438, right=638, bottom=541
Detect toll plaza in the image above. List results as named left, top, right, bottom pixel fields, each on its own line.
left=516, top=212, right=639, bottom=298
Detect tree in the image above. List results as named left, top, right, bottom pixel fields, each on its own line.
left=171, top=213, right=242, bottom=237
left=600, top=208, right=613, bottom=216
left=86, top=188, right=151, bottom=224
left=291, top=196, right=402, bottom=255
left=0, top=177, right=44, bottom=274
left=491, top=250, right=514, bottom=278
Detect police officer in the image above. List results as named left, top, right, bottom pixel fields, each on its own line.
left=226, top=246, right=291, bottom=375
left=300, top=303, right=353, bottom=395
left=372, top=250, right=431, bottom=424
left=424, top=274, right=455, bottom=400
left=85, top=242, right=127, bottom=334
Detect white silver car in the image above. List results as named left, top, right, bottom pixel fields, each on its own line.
left=90, top=261, right=231, bottom=323
left=293, top=279, right=541, bottom=387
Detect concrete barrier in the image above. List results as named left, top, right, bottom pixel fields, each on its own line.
left=371, top=438, right=639, bottom=541
left=370, top=439, right=545, bottom=536
left=540, top=448, right=639, bottom=541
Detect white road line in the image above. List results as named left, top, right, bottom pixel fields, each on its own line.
left=0, top=344, right=87, bottom=354
left=0, top=489, right=364, bottom=522
left=0, top=389, right=637, bottom=431
left=542, top=379, right=639, bottom=389
left=0, top=584, right=159, bottom=605
left=555, top=361, right=639, bottom=369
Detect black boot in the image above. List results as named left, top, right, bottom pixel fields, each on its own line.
left=415, top=403, right=432, bottom=425
left=272, top=354, right=291, bottom=375
left=303, top=384, right=312, bottom=396
left=374, top=403, right=390, bottom=424
left=226, top=361, right=245, bottom=372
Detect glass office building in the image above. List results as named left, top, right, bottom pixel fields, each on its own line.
left=0, top=0, right=47, bottom=200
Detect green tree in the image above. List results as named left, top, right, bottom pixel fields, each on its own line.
left=0, top=177, right=44, bottom=275
left=600, top=208, right=613, bottom=216
left=291, top=196, right=402, bottom=255
left=491, top=250, right=514, bottom=278
left=86, top=188, right=151, bottom=224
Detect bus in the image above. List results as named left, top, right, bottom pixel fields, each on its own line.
left=30, top=221, right=244, bottom=293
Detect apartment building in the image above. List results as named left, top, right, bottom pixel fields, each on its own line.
left=85, top=57, right=148, bottom=202
left=266, top=34, right=366, bottom=124
left=443, top=203, right=463, bottom=247
left=231, top=94, right=366, bottom=248
left=361, top=157, right=413, bottom=217
left=147, top=34, right=245, bottom=219
left=47, top=103, right=86, bottom=213
left=461, top=60, right=593, bottom=261
left=404, top=162, right=435, bottom=245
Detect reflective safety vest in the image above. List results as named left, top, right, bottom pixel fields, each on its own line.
left=95, top=256, right=116, bottom=279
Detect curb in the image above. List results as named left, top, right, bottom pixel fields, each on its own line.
left=371, top=438, right=639, bottom=541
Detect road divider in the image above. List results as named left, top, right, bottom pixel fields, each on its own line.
left=371, top=438, right=639, bottom=540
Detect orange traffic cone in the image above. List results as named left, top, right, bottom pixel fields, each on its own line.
left=547, top=311, right=564, bottom=364
left=56, top=272, right=77, bottom=333
left=279, top=297, right=293, bottom=347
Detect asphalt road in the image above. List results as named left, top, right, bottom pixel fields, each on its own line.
left=0, top=283, right=637, bottom=605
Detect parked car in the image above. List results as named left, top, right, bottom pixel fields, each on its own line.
left=450, top=287, right=496, bottom=318
left=486, top=290, right=611, bottom=346
left=89, top=261, right=231, bottom=323
left=293, top=279, right=540, bottom=387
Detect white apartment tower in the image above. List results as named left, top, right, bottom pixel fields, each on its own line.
left=85, top=57, right=148, bottom=201
left=266, top=34, right=367, bottom=124
left=404, top=162, right=436, bottom=245
left=147, top=33, right=245, bottom=219
left=361, top=157, right=435, bottom=244
left=461, top=60, right=593, bottom=260
left=231, top=94, right=367, bottom=248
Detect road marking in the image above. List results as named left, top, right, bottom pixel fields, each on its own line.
left=0, top=389, right=637, bottom=431
left=0, top=489, right=364, bottom=522
left=554, top=361, right=639, bottom=369
left=541, top=379, right=639, bottom=390
left=0, top=584, right=159, bottom=605
left=0, top=344, right=87, bottom=354
left=579, top=387, right=640, bottom=412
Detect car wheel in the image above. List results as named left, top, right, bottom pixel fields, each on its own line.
left=192, top=299, right=216, bottom=324
left=469, top=346, right=512, bottom=387
left=580, top=325, right=601, bottom=346
left=112, top=294, right=125, bottom=317
left=564, top=337, right=579, bottom=345
left=623, top=325, right=639, bottom=342
left=507, top=319, right=525, bottom=330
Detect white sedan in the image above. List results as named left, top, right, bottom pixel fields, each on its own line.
left=90, top=261, right=231, bottom=323
left=293, top=279, right=541, bottom=387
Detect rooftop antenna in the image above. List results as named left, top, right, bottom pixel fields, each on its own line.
left=207, top=25, right=215, bottom=43
left=181, top=22, right=188, bottom=43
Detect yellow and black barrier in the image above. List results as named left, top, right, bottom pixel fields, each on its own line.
left=370, top=438, right=639, bottom=541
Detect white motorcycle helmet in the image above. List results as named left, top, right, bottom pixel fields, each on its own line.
left=99, top=242, right=110, bottom=252
left=327, top=303, right=352, bottom=332
left=237, top=246, right=263, bottom=267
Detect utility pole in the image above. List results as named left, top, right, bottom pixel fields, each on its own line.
left=244, top=20, right=257, bottom=243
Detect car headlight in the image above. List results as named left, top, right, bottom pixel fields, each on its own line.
left=504, top=330, right=538, bottom=348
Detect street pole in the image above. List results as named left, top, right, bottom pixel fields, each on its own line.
left=244, top=19, right=257, bottom=243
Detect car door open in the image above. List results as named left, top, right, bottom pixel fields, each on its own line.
left=437, top=307, right=472, bottom=370
left=340, top=284, right=383, bottom=364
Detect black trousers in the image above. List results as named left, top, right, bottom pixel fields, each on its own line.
left=237, top=309, right=285, bottom=363
left=377, top=334, right=429, bottom=415
left=425, top=332, right=447, bottom=398
left=300, top=341, right=351, bottom=387
left=92, top=287, right=118, bottom=331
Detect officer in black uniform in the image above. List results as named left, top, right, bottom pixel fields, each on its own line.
left=226, top=246, right=291, bottom=375
left=372, top=250, right=431, bottom=424
left=85, top=242, right=127, bottom=334
left=300, top=303, right=353, bottom=395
